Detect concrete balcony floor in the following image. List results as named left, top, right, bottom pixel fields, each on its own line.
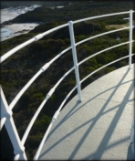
left=39, top=64, right=134, bottom=160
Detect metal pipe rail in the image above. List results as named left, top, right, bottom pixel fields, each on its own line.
left=0, top=10, right=134, bottom=160
left=0, top=23, right=68, bottom=63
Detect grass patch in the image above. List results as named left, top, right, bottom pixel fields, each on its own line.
left=106, top=23, right=129, bottom=30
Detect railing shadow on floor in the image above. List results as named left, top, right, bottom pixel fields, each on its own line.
left=127, top=143, right=134, bottom=160
left=47, top=79, right=133, bottom=140
left=82, top=81, right=133, bottom=160
left=39, top=66, right=133, bottom=160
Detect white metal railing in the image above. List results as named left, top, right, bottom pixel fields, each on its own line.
left=0, top=10, right=134, bottom=160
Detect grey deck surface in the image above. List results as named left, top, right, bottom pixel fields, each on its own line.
left=39, top=64, right=134, bottom=160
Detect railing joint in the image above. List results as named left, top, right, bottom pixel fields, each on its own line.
left=1, top=112, right=12, bottom=120
left=34, top=34, right=43, bottom=41
left=40, top=62, right=51, bottom=72
left=47, top=88, right=55, bottom=99
left=14, top=142, right=25, bottom=155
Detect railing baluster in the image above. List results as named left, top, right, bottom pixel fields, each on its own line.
left=129, top=10, right=133, bottom=69
left=0, top=87, right=27, bottom=160
left=68, top=21, right=82, bottom=102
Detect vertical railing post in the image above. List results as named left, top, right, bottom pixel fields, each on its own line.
left=129, top=10, right=133, bottom=69
left=68, top=21, right=82, bottom=102
left=0, top=86, right=27, bottom=160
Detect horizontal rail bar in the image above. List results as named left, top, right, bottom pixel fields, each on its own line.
left=55, top=86, right=77, bottom=116
left=1, top=38, right=35, bottom=63
left=78, top=41, right=134, bottom=66
left=9, top=70, right=42, bottom=110
left=22, top=67, right=74, bottom=144
left=76, top=27, right=130, bottom=47
left=9, top=46, right=71, bottom=110
left=34, top=119, right=54, bottom=160
left=73, top=11, right=130, bottom=24
left=21, top=95, right=49, bottom=145
left=37, top=23, right=68, bottom=38
left=0, top=23, right=68, bottom=63
left=1, top=117, right=7, bottom=130
left=34, top=85, right=77, bottom=160
left=1, top=10, right=134, bottom=64
left=80, top=54, right=135, bottom=84
left=53, top=67, right=74, bottom=90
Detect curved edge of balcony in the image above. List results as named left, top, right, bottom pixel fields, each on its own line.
left=39, top=64, right=134, bottom=160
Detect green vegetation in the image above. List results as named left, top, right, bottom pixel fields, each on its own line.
left=1, top=1, right=134, bottom=160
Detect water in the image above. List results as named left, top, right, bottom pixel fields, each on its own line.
left=0, top=28, right=14, bottom=38
left=1, top=4, right=41, bottom=41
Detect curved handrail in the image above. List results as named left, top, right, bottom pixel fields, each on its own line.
left=21, top=66, right=74, bottom=144
left=9, top=46, right=71, bottom=110
left=0, top=10, right=132, bottom=63
left=1, top=117, right=6, bottom=130
left=0, top=23, right=68, bottom=63
left=73, top=10, right=132, bottom=24
left=76, top=27, right=129, bottom=46
left=34, top=85, right=77, bottom=160
left=78, top=41, right=134, bottom=66
left=0, top=10, right=134, bottom=160
left=81, top=54, right=135, bottom=83
left=7, top=26, right=129, bottom=110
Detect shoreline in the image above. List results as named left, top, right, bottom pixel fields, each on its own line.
left=0, top=5, right=41, bottom=41
left=1, top=23, right=39, bottom=42
left=0, top=5, right=41, bottom=24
